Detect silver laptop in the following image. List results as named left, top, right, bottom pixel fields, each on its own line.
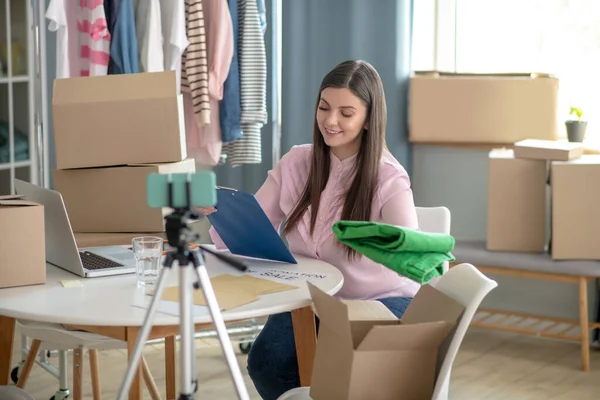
left=14, top=179, right=136, bottom=278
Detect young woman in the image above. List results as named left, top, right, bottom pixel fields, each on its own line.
left=202, top=60, right=420, bottom=399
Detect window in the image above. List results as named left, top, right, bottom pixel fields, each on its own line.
left=412, top=0, right=600, bottom=145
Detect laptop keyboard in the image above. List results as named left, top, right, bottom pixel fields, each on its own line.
left=79, top=251, right=124, bottom=270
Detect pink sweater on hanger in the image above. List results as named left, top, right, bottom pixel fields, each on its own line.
left=184, top=0, right=233, bottom=166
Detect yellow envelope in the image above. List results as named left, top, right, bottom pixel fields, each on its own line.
left=211, top=274, right=297, bottom=296
left=148, top=274, right=298, bottom=311
left=153, top=284, right=258, bottom=311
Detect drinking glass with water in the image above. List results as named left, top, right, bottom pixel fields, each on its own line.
left=132, top=236, right=164, bottom=287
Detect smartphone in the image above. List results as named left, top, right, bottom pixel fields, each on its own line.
left=146, top=171, right=217, bottom=209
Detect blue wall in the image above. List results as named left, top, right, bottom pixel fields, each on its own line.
left=280, top=0, right=414, bottom=171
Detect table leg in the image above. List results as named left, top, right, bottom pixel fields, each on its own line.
left=126, top=327, right=143, bottom=400
left=165, top=336, right=176, bottom=399
left=291, top=306, right=317, bottom=387
left=73, top=347, right=83, bottom=400
left=579, top=277, right=590, bottom=372
left=0, top=315, right=15, bottom=385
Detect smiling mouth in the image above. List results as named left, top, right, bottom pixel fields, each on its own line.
left=325, top=128, right=343, bottom=135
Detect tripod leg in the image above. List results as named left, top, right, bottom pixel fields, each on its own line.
left=179, top=264, right=195, bottom=397
left=117, top=265, right=172, bottom=400
left=190, top=298, right=199, bottom=394
left=193, top=264, right=250, bottom=400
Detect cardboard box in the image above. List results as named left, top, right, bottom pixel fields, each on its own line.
left=409, top=72, right=559, bottom=144
left=308, top=283, right=464, bottom=400
left=52, top=71, right=187, bottom=170
left=551, top=156, right=600, bottom=259
left=487, top=149, right=548, bottom=252
left=514, top=139, right=584, bottom=161
left=53, top=159, right=195, bottom=233
left=0, top=195, right=46, bottom=288
left=74, top=232, right=166, bottom=248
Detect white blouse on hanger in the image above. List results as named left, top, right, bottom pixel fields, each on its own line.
left=160, top=0, right=190, bottom=91
left=133, top=0, right=164, bottom=73
left=46, top=0, right=81, bottom=78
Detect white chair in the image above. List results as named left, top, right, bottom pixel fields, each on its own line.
left=429, top=263, right=497, bottom=399
left=14, top=320, right=161, bottom=400
left=416, top=206, right=451, bottom=236
left=415, top=206, right=452, bottom=273
left=278, top=263, right=497, bottom=400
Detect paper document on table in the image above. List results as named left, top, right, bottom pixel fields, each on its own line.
left=245, top=268, right=330, bottom=283
left=147, top=274, right=298, bottom=311
left=132, top=298, right=207, bottom=318
left=60, top=280, right=84, bottom=288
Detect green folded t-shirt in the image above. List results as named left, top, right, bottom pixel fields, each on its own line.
left=332, top=220, right=456, bottom=284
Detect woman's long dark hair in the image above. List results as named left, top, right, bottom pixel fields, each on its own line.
left=283, top=60, right=387, bottom=259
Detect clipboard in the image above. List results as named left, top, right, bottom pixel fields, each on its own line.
left=206, top=187, right=297, bottom=264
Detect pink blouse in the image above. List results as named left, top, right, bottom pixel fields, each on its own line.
left=185, top=0, right=233, bottom=166
left=209, top=144, right=421, bottom=300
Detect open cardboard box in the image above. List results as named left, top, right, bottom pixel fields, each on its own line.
left=0, top=195, right=46, bottom=288
left=308, top=283, right=464, bottom=400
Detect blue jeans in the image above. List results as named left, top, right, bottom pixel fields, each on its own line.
left=247, top=297, right=412, bottom=400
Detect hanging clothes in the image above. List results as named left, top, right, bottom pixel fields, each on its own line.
left=181, top=0, right=211, bottom=126
left=160, top=0, right=189, bottom=92
left=46, top=0, right=79, bottom=78
left=103, top=0, right=119, bottom=34
left=219, top=0, right=243, bottom=144
left=106, top=0, right=140, bottom=74
left=132, top=0, right=164, bottom=72
left=78, top=0, right=111, bottom=76
left=257, top=0, right=267, bottom=35
left=185, top=0, right=234, bottom=166
left=222, top=0, right=268, bottom=166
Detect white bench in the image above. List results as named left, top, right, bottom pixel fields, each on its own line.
left=453, top=240, right=600, bottom=371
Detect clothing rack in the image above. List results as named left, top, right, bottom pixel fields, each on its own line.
left=30, top=0, right=282, bottom=188
left=0, top=0, right=49, bottom=195
left=31, top=0, right=50, bottom=189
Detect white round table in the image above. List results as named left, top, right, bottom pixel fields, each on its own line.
left=0, top=250, right=343, bottom=400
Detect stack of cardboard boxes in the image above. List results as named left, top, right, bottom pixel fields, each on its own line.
left=51, top=71, right=195, bottom=240
left=486, top=139, right=600, bottom=260
left=407, top=71, right=599, bottom=260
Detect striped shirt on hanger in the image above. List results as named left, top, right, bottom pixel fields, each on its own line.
left=78, top=0, right=111, bottom=76
left=223, top=0, right=268, bottom=166
left=181, top=0, right=211, bottom=126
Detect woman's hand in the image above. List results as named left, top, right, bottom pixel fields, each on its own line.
left=196, top=206, right=217, bottom=215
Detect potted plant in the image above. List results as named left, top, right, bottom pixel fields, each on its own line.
left=565, top=106, right=587, bottom=142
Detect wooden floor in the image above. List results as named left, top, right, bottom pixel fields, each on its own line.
left=9, top=327, right=600, bottom=399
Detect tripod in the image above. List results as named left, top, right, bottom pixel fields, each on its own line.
left=117, top=178, right=251, bottom=399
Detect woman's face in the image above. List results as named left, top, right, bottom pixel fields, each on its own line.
left=316, top=87, right=368, bottom=159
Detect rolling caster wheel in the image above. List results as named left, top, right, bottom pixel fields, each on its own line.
left=10, top=366, right=19, bottom=384
left=239, top=342, right=252, bottom=354
left=50, top=389, right=70, bottom=400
